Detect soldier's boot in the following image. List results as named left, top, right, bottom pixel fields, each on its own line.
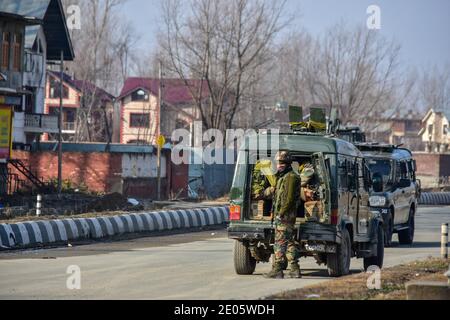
left=287, top=262, right=302, bottom=279
left=264, top=265, right=284, bottom=279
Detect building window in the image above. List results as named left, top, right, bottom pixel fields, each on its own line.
left=1, top=32, right=10, bottom=69
left=130, top=113, right=150, bottom=128
left=49, top=76, right=69, bottom=99
left=444, top=125, right=448, bottom=135
left=428, top=124, right=433, bottom=135
left=12, top=33, right=22, bottom=71
left=131, top=90, right=149, bottom=102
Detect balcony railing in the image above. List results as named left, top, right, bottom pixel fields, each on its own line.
left=24, top=114, right=59, bottom=134
left=62, top=122, right=76, bottom=132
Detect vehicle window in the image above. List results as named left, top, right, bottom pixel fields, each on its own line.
left=357, top=159, right=368, bottom=191
left=338, top=157, right=348, bottom=189
left=367, top=159, right=391, bottom=180
left=400, top=161, right=408, bottom=179
left=347, top=159, right=357, bottom=191
left=407, top=160, right=415, bottom=180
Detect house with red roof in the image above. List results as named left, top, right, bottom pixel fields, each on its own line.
left=117, top=77, right=206, bottom=145
left=43, top=70, right=115, bottom=142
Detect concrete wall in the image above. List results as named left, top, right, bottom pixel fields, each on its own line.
left=414, top=152, right=450, bottom=188
left=9, top=146, right=172, bottom=199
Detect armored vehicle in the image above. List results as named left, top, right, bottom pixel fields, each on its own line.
left=355, top=143, right=420, bottom=246
left=228, top=128, right=385, bottom=277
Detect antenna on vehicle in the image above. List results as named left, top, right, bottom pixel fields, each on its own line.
left=328, top=107, right=340, bottom=135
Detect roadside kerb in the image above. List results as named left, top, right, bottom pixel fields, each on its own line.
left=0, top=206, right=229, bottom=250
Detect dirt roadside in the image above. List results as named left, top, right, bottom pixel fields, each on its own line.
left=267, top=258, right=450, bottom=300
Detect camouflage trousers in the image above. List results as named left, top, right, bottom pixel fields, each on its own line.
left=273, top=223, right=299, bottom=269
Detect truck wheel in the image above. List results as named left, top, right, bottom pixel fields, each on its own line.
left=384, top=213, right=393, bottom=247
left=364, top=224, right=384, bottom=270
left=398, top=208, right=415, bottom=245
left=327, top=228, right=351, bottom=277
left=233, top=241, right=256, bottom=275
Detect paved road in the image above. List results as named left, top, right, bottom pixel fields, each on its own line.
left=0, top=206, right=449, bottom=300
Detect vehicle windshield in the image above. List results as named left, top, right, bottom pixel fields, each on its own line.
left=367, top=158, right=392, bottom=185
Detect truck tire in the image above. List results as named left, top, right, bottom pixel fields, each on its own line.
left=384, top=213, right=393, bottom=247
left=233, top=240, right=256, bottom=275
left=398, top=207, right=415, bottom=245
left=327, top=228, right=351, bottom=277
left=364, top=224, right=384, bottom=270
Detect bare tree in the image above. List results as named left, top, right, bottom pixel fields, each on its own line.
left=273, top=23, right=410, bottom=131
left=61, top=0, right=138, bottom=142
left=273, top=30, right=316, bottom=108
left=159, top=0, right=289, bottom=131
left=420, top=64, right=450, bottom=111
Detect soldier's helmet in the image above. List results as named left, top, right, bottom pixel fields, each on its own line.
left=275, top=151, right=292, bottom=164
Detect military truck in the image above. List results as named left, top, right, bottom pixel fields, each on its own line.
left=355, top=143, right=420, bottom=247
left=228, top=128, right=385, bottom=277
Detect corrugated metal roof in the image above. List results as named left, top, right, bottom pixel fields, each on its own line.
left=119, top=78, right=210, bottom=105
left=0, top=0, right=74, bottom=61
left=48, top=70, right=115, bottom=102
left=0, top=0, right=50, bottom=19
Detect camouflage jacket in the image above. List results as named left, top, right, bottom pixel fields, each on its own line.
left=251, top=161, right=276, bottom=200
left=273, top=168, right=301, bottom=226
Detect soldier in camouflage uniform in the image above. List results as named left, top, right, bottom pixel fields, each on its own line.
left=264, top=151, right=302, bottom=279
left=251, top=160, right=276, bottom=200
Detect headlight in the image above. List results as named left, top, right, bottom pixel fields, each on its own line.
left=369, top=196, right=386, bottom=206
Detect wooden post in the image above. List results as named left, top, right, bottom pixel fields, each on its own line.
left=442, top=223, right=448, bottom=259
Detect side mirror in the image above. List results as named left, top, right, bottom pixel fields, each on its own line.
left=372, top=172, right=383, bottom=193
left=398, top=178, right=411, bottom=188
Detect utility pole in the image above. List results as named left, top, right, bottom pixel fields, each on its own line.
left=156, top=60, right=163, bottom=201
left=58, top=50, right=64, bottom=196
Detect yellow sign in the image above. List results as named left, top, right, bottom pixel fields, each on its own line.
left=0, top=107, right=13, bottom=160
left=157, top=135, right=166, bottom=148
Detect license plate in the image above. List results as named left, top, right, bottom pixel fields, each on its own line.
left=305, top=244, right=325, bottom=252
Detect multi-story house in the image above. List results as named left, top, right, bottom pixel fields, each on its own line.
left=365, top=109, right=424, bottom=151
left=43, top=71, right=115, bottom=142
left=117, top=78, right=205, bottom=145
left=0, top=0, right=74, bottom=194
left=418, top=108, right=450, bottom=153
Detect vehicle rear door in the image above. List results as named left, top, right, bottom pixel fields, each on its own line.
left=311, top=152, right=332, bottom=223
left=356, top=158, right=370, bottom=235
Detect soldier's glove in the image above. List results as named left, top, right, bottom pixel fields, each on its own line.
left=263, top=186, right=276, bottom=199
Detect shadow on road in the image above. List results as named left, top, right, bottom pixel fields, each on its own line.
left=252, top=268, right=363, bottom=279
left=390, top=241, right=442, bottom=249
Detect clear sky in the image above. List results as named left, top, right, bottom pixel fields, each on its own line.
left=122, top=0, right=450, bottom=70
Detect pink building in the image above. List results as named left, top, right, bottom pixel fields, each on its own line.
left=117, top=78, right=206, bottom=145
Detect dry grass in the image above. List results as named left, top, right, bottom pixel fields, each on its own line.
left=268, top=258, right=449, bottom=300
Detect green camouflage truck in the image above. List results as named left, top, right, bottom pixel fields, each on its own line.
left=228, top=132, right=385, bottom=277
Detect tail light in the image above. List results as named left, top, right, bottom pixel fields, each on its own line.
left=331, top=208, right=338, bottom=225
left=230, top=204, right=241, bottom=221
